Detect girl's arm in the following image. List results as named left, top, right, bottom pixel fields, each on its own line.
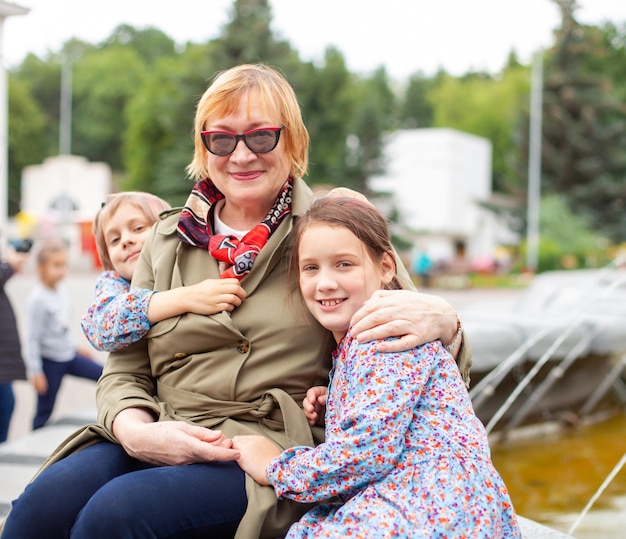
left=146, top=278, right=246, bottom=322
left=82, top=272, right=247, bottom=352
left=81, top=271, right=154, bottom=352
left=265, top=339, right=437, bottom=503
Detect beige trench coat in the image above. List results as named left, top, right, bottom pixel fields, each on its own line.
left=0, top=178, right=472, bottom=538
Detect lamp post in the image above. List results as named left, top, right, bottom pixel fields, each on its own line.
left=0, top=1, right=29, bottom=250
left=525, top=50, right=543, bottom=273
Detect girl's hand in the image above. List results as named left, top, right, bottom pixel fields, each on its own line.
left=184, top=278, right=247, bottom=314
left=350, top=289, right=459, bottom=357
left=231, top=435, right=282, bottom=486
left=147, top=278, right=247, bottom=323
left=303, top=386, right=327, bottom=426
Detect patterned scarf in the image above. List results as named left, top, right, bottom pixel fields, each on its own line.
left=177, top=177, right=292, bottom=280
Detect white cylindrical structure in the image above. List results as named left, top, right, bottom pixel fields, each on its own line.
left=0, top=1, right=30, bottom=250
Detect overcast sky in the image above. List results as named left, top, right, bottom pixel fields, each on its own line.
left=3, top=0, right=626, bottom=79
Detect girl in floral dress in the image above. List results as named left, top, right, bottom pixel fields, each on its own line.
left=233, top=197, right=521, bottom=538
left=81, top=191, right=246, bottom=351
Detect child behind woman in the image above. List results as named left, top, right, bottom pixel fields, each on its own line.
left=81, top=192, right=246, bottom=351
left=233, top=197, right=521, bottom=538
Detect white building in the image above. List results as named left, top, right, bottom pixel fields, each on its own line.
left=369, top=128, right=516, bottom=269
left=18, top=155, right=112, bottom=265
left=21, top=155, right=111, bottom=220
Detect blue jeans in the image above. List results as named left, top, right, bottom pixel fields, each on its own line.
left=2, top=441, right=248, bottom=538
left=0, top=382, right=15, bottom=442
left=33, top=354, right=103, bottom=430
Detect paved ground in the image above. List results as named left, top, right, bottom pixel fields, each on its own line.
left=1, top=264, right=573, bottom=536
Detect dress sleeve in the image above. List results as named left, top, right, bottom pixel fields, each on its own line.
left=81, top=271, right=155, bottom=352
left=266, top=339, right=437, bottom=503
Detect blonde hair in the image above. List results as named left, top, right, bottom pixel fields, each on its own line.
left=94, top=192, right=171, bottom=271
left=36, top=238, right=68, bottom=266
left=186, top=63, right=309, bottom=181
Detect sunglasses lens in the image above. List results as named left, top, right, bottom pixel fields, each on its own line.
left=204, top=133, right=236, bottom=156
left=246, top=129, right=279, bottom=153
left=202, top=127, right=282, bottom=156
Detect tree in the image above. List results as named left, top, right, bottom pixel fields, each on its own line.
left=101, top=24, right=177, bottom=65
left=398, top=71, right=437, bottom=129
left=72, top=46, right=147, bottom=170
left=343, top=67, right=396, bottom=194
left=124, top=43, right=222, bottom=203
left=7, top=78, right=48, bottom=214
left=429, top=66, right=530, bottom=193
left=517, top=194, right=608, bottom=272
left=538, top=0, right=626, bottom=242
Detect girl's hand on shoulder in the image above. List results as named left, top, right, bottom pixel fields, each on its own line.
left=349, top=289, right=459, bottom=356
left=303, top=386, right=327, bottom=426
left=231, top=435, right=282, bottom=486
left=184, top=278, right=247, bottom=314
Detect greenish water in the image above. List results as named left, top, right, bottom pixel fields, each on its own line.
left=491, top=413, right=626, bottom=538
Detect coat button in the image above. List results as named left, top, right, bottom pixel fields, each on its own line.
left=173, top=353, right=188, bottom=359
left=236, top=340, right=249, bottom=354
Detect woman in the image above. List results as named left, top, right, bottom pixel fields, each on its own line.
left=1, top=64, right=470, bottom=539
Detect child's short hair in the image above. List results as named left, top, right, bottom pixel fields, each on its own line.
left=94, top=192, right=171, bottom=271
left=36, top=238, right=68, bottom=266
left=290, top=196, right=402, bottom=291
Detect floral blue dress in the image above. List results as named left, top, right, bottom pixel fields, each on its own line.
left=267, top=331, right=521, bottom=538
left=80, top=271, right=154, bottom=352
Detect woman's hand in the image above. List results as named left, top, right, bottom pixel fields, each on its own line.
left=231, top=435, right=282, bottom=486
left=303, top=386, right=327, bottom=426
left=112, top=408, right=240, bottom=466
left=350, top=289, right=459, bottom=356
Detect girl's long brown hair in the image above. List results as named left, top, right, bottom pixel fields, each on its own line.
left=289, top=196, right=402, bottom=294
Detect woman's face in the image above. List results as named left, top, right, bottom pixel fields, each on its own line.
left=204, top=94, right=291, bottom=223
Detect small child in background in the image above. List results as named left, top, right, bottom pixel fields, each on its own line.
left=81, top=192, right=246, bottom=351
left=233, top=197, right=521, bottom=538
left=26, top=239, right=103, bottom=430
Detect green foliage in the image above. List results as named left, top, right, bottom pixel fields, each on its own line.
left=123, top=47, right=218, bottom=202
left=342, top=67, right=395, bottom=193
left=399, top=71, right=436, bottom=128
left=5, top=0, right=626, bottom=250
left=536, top=1, right=626, bottom=242
left=72, top=47, right=147, bottom=169
left=429, top=67, right=530, bottom=193
left=7, top=78, right=48, bottom=213
left=517, top=194, right=610, bottom=272
left=101, top=24, right=177, bottom=65
left=296, top=48, right=355, bottom=186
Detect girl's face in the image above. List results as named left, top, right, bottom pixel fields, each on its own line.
left=104, top=202, right=154, bottom=281
left=203, top=94, right=291, bottom=227
left=298, top=224, right=395, bottom=342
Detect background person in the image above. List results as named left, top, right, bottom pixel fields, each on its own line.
left=1, top=63, right=469, bottom=539
left=25, top=239, right=103, bottom=429
left=0, top=241, right=30, bottom=443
